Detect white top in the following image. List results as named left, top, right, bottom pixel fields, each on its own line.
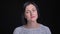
left=13, top=24, right=51, bottom=34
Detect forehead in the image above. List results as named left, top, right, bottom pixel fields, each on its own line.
left=26, top=4, right=36, bottom=9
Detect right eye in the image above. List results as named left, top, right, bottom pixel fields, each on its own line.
left=26, top=12, right=29, bottom=13
left=25, top=10, right=30, bottom=13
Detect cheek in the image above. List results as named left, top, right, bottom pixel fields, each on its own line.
left=25, top=14, right=30, bottom=19
left=35, top=13, right=38, bottom=19
left=34, top=14, right=38, bottom=20
left=34, top=11, right=38, bottom=17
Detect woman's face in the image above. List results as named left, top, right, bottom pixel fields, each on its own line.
left=24, top=4, right=38, bottom=21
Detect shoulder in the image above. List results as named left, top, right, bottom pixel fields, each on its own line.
left=14, top=26, right=23, bottom=31
left=13, top=26, right=23, bottom=34
left=40, top=24, right=50, bottom=30
left=40, top=24, right=51, bottom=34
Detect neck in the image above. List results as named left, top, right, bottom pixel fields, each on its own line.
left=25, top=21, right=39, bottom=28
left=27, top=21, right=37, bottom=25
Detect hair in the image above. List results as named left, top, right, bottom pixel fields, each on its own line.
left=21, top=1, right=41, bottom=25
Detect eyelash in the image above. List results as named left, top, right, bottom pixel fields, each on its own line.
left=33, top=10, right=36, bottom=12
left=26, top=12, right=29, bottom=13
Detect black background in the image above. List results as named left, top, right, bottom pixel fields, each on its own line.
left=1, top=0, right=57, bottom=34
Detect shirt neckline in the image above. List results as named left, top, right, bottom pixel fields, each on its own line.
left=22, top=24, right=42, bottom=30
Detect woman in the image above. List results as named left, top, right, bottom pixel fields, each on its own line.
left=13, top=1, right=51, bottom=34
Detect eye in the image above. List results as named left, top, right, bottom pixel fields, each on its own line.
left=32, top=10, right=36, bottom=12
left=25, top=10, right=30, bottom=13
left=26, top=12, right=29, bottom=13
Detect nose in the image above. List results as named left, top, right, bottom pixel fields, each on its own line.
left=30, top=11, right=33, bottom=16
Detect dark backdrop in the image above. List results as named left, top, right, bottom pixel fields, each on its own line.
left=2, top=0, right=57, bottom=34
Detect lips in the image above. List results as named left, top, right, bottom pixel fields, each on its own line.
left=31, top=16, right=35, bottom=18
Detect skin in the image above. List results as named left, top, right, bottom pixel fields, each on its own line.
left=24, top=4, right=40, bottom=29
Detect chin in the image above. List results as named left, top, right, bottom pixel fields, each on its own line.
left=30, top=19, right=36, bottom=21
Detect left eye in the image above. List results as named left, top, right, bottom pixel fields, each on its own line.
left=33, top=10, right=35, bottom=12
